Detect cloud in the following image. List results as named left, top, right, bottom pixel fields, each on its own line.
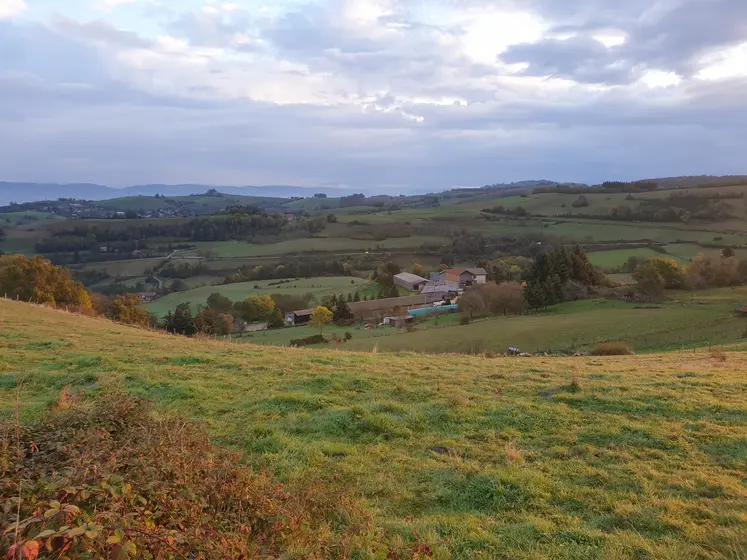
left=0, top=0, right=26, bottom=19
left=501, top=0, right=747, bottom=85
left=0, top=0, right=745, bottom=190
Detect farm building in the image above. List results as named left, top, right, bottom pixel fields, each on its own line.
left=442, top=268, right=488, bottom=287
left=420, top=283, right=460, bottom=303
left=348, top=294, right=427, bottom=321
left=393, top=272, right=429, bottom=291
left=285, top=309, right=314, bottom=326
left=383, top=316, right=415, bottom=328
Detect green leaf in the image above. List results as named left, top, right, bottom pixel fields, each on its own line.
left=36, top=529, right=57, bottom=538
left=67, top=526, right=86, bottom=538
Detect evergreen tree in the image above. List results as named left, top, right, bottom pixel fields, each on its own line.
left=353, top=291, right=361, bottom=302
left=333, top=296, right=353, bottom=323
left=164, top=303, right=196, bottom=335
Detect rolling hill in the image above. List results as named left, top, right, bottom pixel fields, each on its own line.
left=1, top=299, right=746, bottom=558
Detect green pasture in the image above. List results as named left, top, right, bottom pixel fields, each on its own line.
left=146, top=276, right=371, bottom=317
left=2, top=299, right=746, bottom=559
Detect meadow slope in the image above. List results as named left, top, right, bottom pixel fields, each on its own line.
left=1, top=299, right=746, bottom=559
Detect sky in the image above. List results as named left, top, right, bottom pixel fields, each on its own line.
left=0, top=0, right=746, bottom=192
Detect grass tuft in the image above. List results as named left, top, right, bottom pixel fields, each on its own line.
left=569, top=374, right=583, bottom=393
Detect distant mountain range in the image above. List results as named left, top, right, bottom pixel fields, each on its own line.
left=4, top=176, right=743, bottom=206
left=0, top=180, right=557, bottom=206
left=0, top=182, right=364, bottom=206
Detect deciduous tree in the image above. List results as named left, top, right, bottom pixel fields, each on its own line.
left=0, top=254, right=92, bottom=310
left=109, top=295, right=151, bottom=328
left=310, top=306, right=333, bottom=335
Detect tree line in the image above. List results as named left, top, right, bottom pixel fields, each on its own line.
left=533, top=181, right=658, bottom=195
left=221, top=259, right=352, bottom=284
left=630, top=250, right=747, bottom=300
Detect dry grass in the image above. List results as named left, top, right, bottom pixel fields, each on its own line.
left=591, top=341, right=635, bottom=356
left=710, top=348, right=728, bottom=362
left=503, top=441, right=524, bottom=465
left=569, top=373, right=583, bottom=392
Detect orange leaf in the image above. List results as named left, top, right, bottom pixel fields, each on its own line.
left=22, top=541, right=40, bottom=560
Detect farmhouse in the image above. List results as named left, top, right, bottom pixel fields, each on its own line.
left=442, top=268, right=488, bottom=287
left=393, top=272, right=429, bottom=291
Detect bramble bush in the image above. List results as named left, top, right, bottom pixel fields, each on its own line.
left=1, top=393, right=375, bottom=559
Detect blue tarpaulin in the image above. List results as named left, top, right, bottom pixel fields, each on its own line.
left=408, top=305, right=459, bottom=317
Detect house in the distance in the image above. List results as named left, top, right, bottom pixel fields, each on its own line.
left=441, top=268, right=488, bottom=287
left=393, top=272, right=429, bottom=292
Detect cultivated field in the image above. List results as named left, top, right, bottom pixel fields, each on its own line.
left=1, top=300, right=746, bottom=558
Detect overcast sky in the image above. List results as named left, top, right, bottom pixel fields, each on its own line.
left=0, top=0, right=745, bottom=191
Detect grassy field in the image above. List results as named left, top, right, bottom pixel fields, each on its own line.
left=76, top=257, right=166, bottom=277
left=95, top=194, right=287, bottom=214
left=1, top=300, right=746, bottom=558
left=588, top=248, right=664, bottom=268
left=146, top=276, right=371, bottom=317
left=241, top=312, right=463, bottom=346
left=0, top=210, right=64, bottom=226
left=338, top=291, right=747, bottom=355
left=244, top=287, right=747, bottom=355
left=179, top=235, right=450, bottom=258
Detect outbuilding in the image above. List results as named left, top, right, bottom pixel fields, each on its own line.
left=420, top=283, right=460, bottom=303
left=286, top=309, right=314, bottom=326
left=393, top=272, right=429, bottom=291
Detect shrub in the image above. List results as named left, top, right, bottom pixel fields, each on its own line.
left=572, top=195, right=589, bottom=208
left=344, top=331, right=353, bottom=341
left=459, top=314, right=471, bottom=325
left=591, top=342, right=634, bottom=356
left=289, top=334, right=327, bottom=347
left=1, top=393, right=371, bottom=559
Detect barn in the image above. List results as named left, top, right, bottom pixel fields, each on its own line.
left=393, top=272, right=429, bottom=291
left=285, top=309, right=314, bottom=326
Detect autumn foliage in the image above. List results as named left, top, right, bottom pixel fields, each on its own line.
left=0, top=255, right=91, bottom=311
left=1, top=394, right=374, bottom=559
left=108, top=295, right=152, bottom=328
